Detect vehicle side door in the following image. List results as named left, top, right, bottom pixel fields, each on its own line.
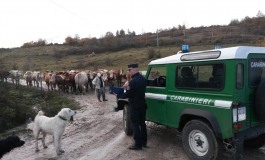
left=145, top=65, right=167, bottom=124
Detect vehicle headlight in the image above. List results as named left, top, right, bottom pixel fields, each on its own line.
left=233, top=107, right=246, bottom=122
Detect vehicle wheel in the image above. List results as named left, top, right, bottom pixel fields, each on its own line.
left=254, top=79, right=265, bottom=122
left=244, top=133, right=265, bottom=149
left=123, top=104, right=133, bottom=135
left=182, top=120, right=220, bottom=160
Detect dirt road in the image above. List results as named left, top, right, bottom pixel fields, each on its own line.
left=2, top=82, right=265, bottom=159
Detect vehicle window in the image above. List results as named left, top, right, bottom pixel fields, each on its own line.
left=249, top=58, right=265, bottom=87
left=176, top=66, right=197, bottom=88
left=236, top=63, right=244, bottom=89
left=147, top=66, right=166, bottom=87
left=176, top=63, right=225, bottom=90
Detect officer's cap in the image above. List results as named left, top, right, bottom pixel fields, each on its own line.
left=128, top=64, right=138, bottom=70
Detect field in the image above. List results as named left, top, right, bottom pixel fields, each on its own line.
left=0, top=43, right=250, bottom=73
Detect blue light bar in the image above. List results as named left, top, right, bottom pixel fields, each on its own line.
left=182, top=44, right=189, bottom=53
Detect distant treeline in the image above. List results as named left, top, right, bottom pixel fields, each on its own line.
left=21, top=11, right=265, bottom=54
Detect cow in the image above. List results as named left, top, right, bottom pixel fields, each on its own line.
left=55, top=73, right=65, bottom=94
left=107, top=70, right=116, bottom=87
left=101, top=71, right=108, bottom=84
left=32, top=71, right=42, bottom=87
left=125, top=70, right=131, bottom=82
left=68, top=71, right=78, bottom=94
left=50, top=73, right=57, bottom=91
left=23, top=71, right=33, bottom=86
left=9, top=70, right=22, bottom=85
left=44, top=71, right=51, bottom=91
left=88, top=52, right=96, bottom=57
left=63, top=71, right=70, bottom=93
left=0, top=70, right=10, bottom=83
left=87, top=70, right=96, bottom=90
left=54, top=71, right=71, bottom=94
left=112, top=69, right=126, bottom=86
left=74, top=71, right=88, bottom=95
left=44, top=71, right=56, bottom=91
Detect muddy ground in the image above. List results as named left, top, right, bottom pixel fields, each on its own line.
left=2, top=81, right=265, bottom=160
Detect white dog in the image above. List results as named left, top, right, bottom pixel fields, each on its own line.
left=33, top=108, right=76, bottom=155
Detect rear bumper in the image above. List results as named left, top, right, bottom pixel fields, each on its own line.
left=235, top=123, right=265, bottom=140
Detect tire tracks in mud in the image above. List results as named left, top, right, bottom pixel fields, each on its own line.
left=58, top=114, right=125, bottom=159
left=54, top=93, right=126, bottom=159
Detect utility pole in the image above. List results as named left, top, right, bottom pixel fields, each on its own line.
left=157, top=29, right=159, bottom=47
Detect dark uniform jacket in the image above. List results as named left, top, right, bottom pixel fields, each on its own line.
left=118, top=72, right=147, bottom=111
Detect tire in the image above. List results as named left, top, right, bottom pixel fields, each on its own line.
left=182, top=120, right=220, bottom=160
left=244, top=133, right=265, bottom=149
left=123, top=104, right=133, bottom=135
left=254, top=79, right=265, bottom=122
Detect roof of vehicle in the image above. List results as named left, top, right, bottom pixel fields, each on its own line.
left=149, top=46, right=265, bottom=65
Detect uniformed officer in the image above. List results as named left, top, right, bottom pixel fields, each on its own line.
left=118, top=64, right=147, bottom=150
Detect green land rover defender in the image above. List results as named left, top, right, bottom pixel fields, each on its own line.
left=116, top=46, right=265, bottom=159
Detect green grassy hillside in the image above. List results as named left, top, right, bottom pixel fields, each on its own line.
left=0, top=43, right=253, bottom=73
left=2, top=15, right=265, bottom=72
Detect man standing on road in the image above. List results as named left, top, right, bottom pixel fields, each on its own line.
left=92, top=72, right=108, bottom=102
left=117, top=64, right=147, bottom=150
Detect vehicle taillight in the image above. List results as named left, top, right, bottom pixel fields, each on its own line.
left=232, top=101, right=239, bottom=108
left=232, top=101, right=246, bottom=123
left=233, top=123, right=243, bottom=129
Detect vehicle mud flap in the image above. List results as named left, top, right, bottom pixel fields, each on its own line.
left=234, top=136, right=244, bottom=160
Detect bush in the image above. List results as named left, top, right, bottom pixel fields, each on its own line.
left=0, top=83, right=79, bottom=133
left=147, top=48, right=156, bottom=59
left=76, top=60, right=85, bottom=68
left=156, top=50, right=161, bottom=58
left=105, top=58, right=113, bottom=66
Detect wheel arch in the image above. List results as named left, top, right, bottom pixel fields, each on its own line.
left=117, top=99, right=129, bottom=110
left=179, top=108, right=222, bottom=139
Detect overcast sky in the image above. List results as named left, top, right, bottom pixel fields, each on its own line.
left=0, top=0, right=264, bottom=48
